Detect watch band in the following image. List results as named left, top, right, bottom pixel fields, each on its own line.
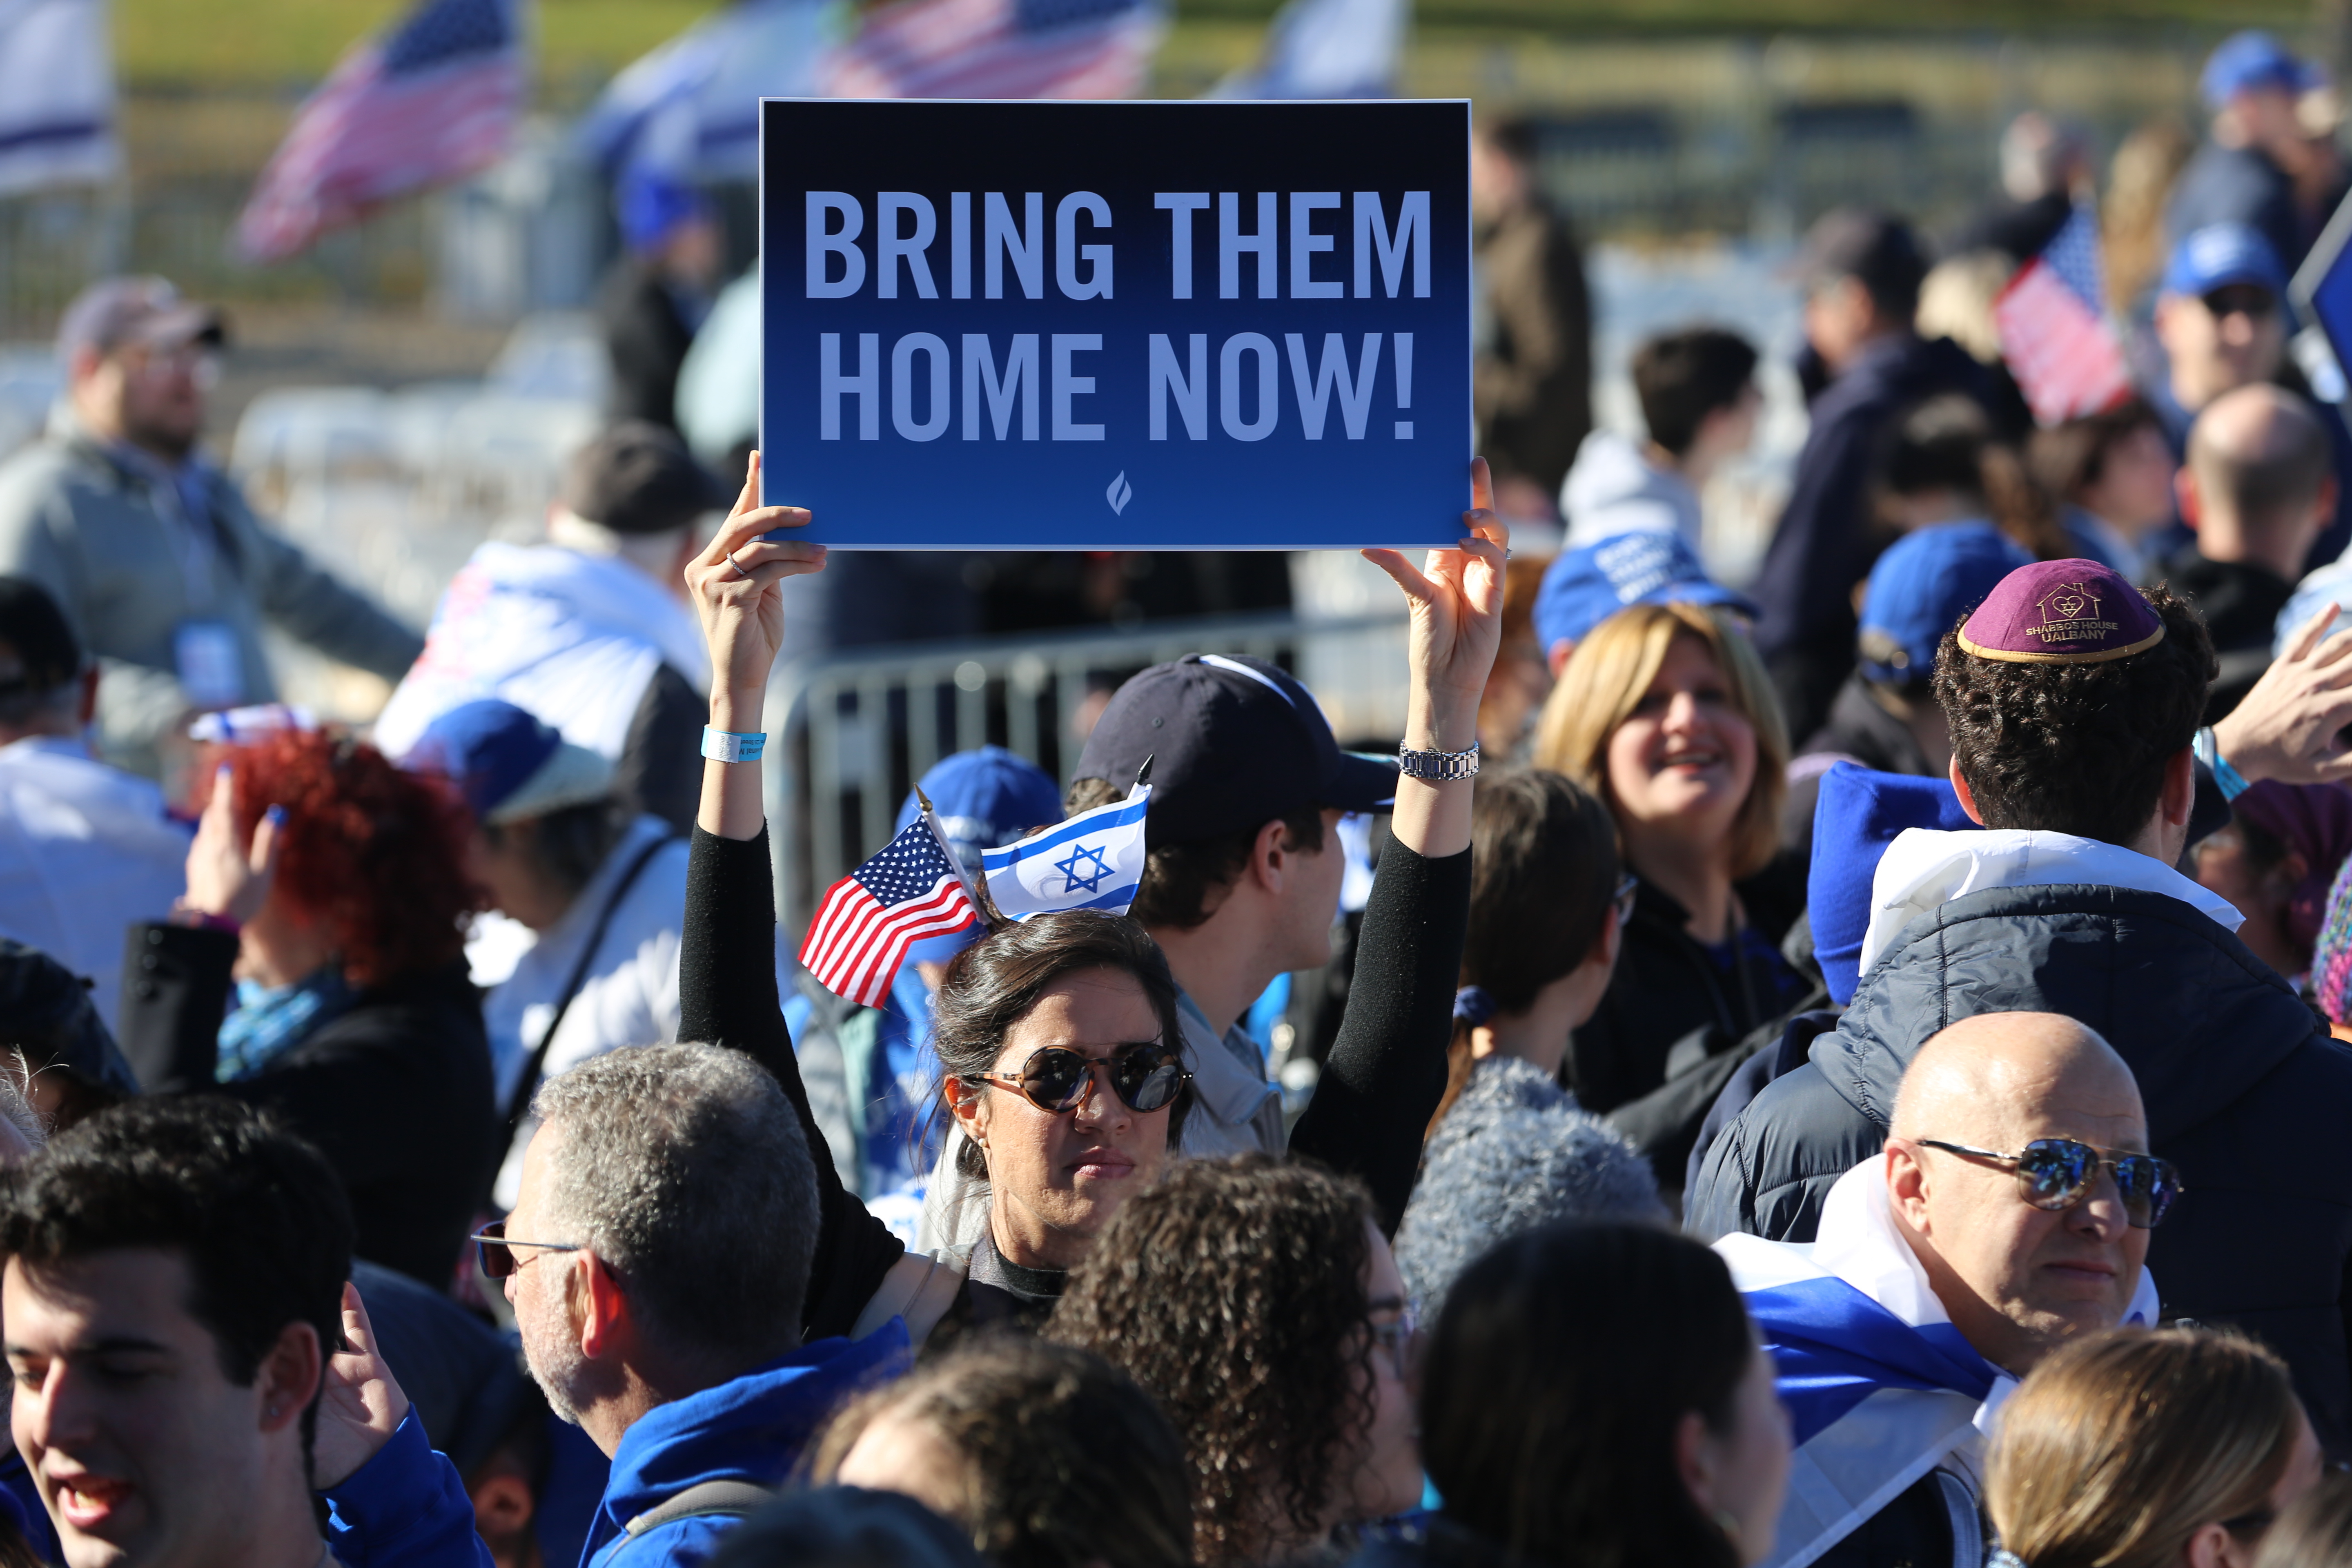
left=702, top=727, right=768, bottom=764
left=1398, top=740, right=1481, bottom=782
left=2193, top=725, right=2249, bottom=802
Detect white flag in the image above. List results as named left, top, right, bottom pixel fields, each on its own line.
left=0, top=0, right=120, bottom=197
left=1212, top=0, right=1406, bottom=99
left=981, top=784, right=1151, bottom=921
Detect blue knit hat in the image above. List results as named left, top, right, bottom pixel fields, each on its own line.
left=1809, top=762, right=1978, bottom=1005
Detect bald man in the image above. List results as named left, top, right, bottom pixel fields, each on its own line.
left=1717, top=1013, right=2167, bottom=1568
left=2163, top=383, right=2339, bottom=713
left=1885, top=1013, right=2155, bottom=1375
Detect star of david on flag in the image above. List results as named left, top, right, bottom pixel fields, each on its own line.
left=798, top=811, right=980, bottom=1007
left=983, top=782, right=1152, bottom=920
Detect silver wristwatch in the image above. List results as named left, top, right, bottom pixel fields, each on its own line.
left=1397, top=740, right=1481, bottom=782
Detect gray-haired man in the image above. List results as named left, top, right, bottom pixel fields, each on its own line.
left=323, top=1043, right=906, bottom=1568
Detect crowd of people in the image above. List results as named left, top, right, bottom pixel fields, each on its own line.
left=11, top=23, right=2352, bottom=1568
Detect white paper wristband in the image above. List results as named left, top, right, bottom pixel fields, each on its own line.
left=701, top=727, right=767, bottom=764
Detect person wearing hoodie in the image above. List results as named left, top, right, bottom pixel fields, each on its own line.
left=324, top=1042, right=909, bottom=1568
left=1748, top=209, right=2002, bottom=744
left=1687, top=556, right=2352, bottom=1452
left=373, top=421, right=724, bottom=837
left=1560, top=327, right=1761, bottom=550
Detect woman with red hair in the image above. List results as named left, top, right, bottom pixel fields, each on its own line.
left=117, top=726, right=496, bottom=1287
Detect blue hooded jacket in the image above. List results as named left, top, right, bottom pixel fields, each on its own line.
left=323, top=1325, right=910, bottom=1568
left=584, top=1325, right=911, bottom=1568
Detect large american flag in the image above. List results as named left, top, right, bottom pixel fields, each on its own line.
left=799, top=816, right=981, bottom=1007
left=235, top=0, right=524, bottom=263
left=1992, top=203, right=2135, bottom=427
left=819, top=0, right=1164, bottom=100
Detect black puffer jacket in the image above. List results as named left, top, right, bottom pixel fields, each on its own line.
left=1686, top=881, right=2352, bottom=1453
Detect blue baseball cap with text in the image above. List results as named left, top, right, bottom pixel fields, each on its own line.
left=2162, top=223, right=2288, bottom=299
left=1533, top=529, right=1757, bottom=654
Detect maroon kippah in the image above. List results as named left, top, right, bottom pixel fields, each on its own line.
left=1955, top=559, right=2165, bottom=665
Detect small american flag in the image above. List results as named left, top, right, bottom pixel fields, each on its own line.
left=819, top=0, right=1164, bottom=101
left=799, top=815, right=981, bottom=1007
left=235, top=0, right=524, bottom=263
left=1993, top=203, right=2134, bottom=427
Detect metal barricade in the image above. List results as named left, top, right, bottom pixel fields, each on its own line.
left=763, top=609, right=1411, bottom=936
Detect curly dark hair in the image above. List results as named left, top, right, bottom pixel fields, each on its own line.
left=1048, top=1155, right=1379, bottom=1566
left=195, top=729, right=480, bottom=987
left=1065, top=775, right=1326, bottom=930
left=812, top=1335, right=1193, bottom=1568
left=1932, top=583, right=2215, bottom=846
left=929, top=909, right=1190, bottom=1179
left=0, top=1098, right=355, bottom=1470
left=1421, top=1222, right=1752, bottom=1568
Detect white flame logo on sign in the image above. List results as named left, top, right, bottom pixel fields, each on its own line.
left=1106, top=471, right=1133, bottom=516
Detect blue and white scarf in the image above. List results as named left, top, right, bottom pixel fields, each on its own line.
left=216, top=967, right=357, bottom=1082
left=1717, top=1161, right=2159, bottom=1568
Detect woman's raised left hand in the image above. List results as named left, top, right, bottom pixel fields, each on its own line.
left=1361, top=455, right=1510, bottom=752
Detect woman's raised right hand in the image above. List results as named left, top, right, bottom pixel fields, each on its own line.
left=685, top=451, right=827, bottom=722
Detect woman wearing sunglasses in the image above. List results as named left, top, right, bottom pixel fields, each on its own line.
left=668, top=453, right=1504, bottom=1346
left=1987, top=1328, right=2323, bottom=1568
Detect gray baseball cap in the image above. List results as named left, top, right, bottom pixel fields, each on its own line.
left=55, top=276, right=226, bottom=361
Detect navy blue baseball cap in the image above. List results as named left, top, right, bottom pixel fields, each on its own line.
left=1533, top=530, right=1757, bottom=655
left=1073, top=654, right=1396, bottom=847
left=1857, top=522, right=2032, bottom=687
left=405, top=699, right=613, bottom=825
left=2202, top=31, right=2305, bottom=109
left=2162, top=223, right=2288, bottom=299
left=895, top=746, right=1064, bottom=869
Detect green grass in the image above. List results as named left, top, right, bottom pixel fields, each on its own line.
left=117, top=0, right=730, bottom=89
left=118, top=0, right=2305, bottom=91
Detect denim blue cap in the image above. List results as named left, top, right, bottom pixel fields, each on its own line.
left=1532, top=529, right=1758, bottom=653
left=895, top=746, right=1065, bottom=965
left=894, top=746, right=1065, bottom=871
left=2202, top=31, right=2305, bottom=110
left=2162, top=223, right=2288, bottom=298
left=407, top=699, right=613, bottom=824
left=617, top=170, right=713, bottom=256
left=1857, top=522, right=2032, bottom=686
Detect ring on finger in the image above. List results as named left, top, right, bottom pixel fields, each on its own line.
left=727, top=548, right=751, bottom=580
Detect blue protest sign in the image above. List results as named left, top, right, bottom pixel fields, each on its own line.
left=757, top=98, right=1470, bottom=549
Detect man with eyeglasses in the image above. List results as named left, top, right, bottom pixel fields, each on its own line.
left=1692, top=555, right=2352, bottom=1457
left=1718, top=1012, right=2169, bottom=1568
left=0, top=276, right=423, bottom=782
left=322, top=1042, right=908, bottom=1568
left=2147, top=224, right=2352, bottom=574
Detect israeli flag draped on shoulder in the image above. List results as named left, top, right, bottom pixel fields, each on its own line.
left=982, top=776, right=1152, bottom=920
left=1716, top=1161, right=2158, bottom=1568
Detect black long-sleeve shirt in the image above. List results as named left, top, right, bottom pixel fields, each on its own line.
left=679, top=824, right=1471, bottom=1343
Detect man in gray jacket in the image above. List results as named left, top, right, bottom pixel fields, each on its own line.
left=0, top=277, right=422, bottom=779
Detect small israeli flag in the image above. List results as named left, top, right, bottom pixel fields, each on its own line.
left=982, top=784, right=1152, bottom=920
